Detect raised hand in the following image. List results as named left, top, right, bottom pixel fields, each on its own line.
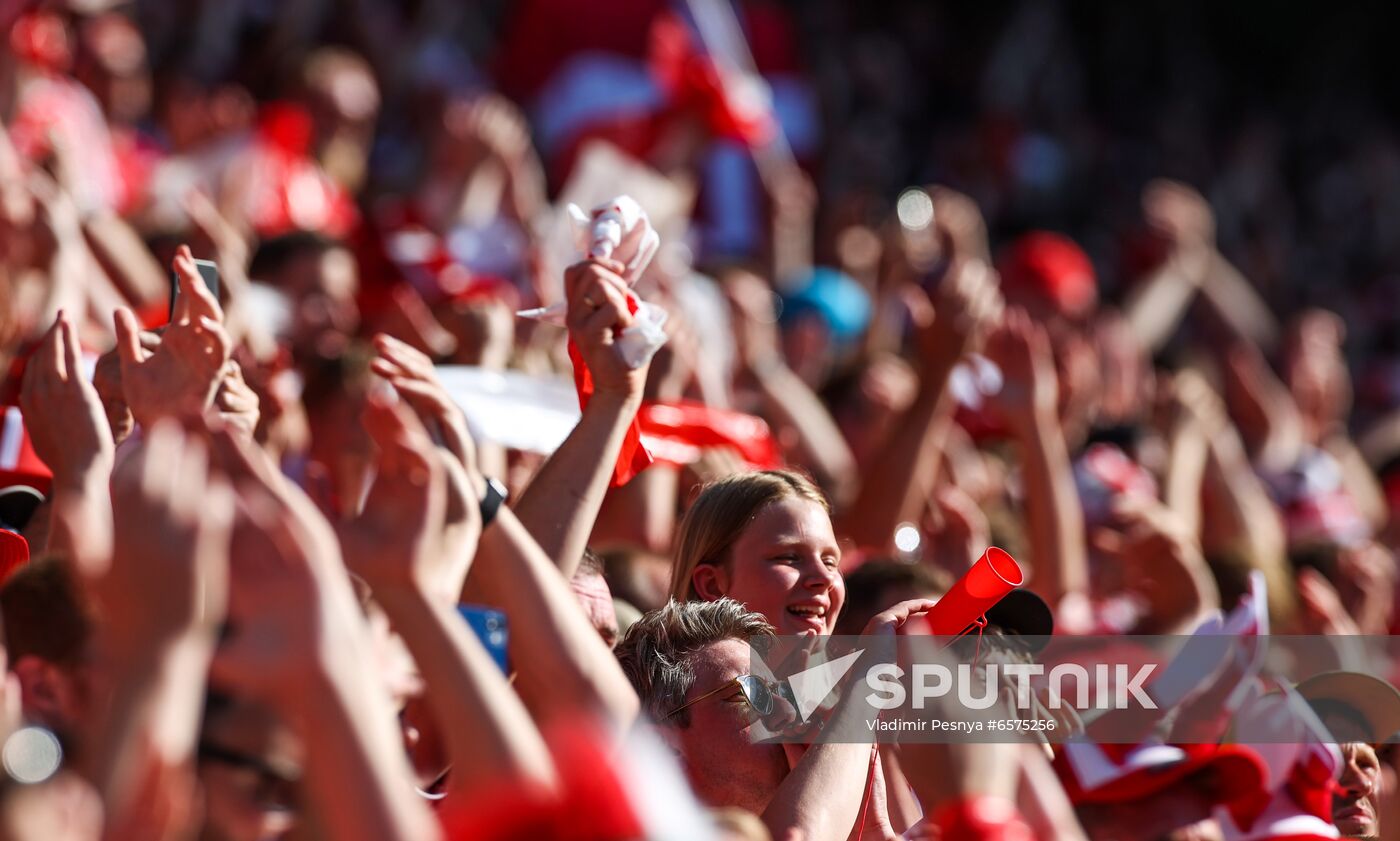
left=212, top=359, right=261, bottom=437
left=1090, top=498, right=1219, bottom=633
left=924, top=484, right=991, bottom=572
left=1142, top=179, right=1215, bottom=256
left=863, top=598, right=941, bottom=636
left=908, top=258, right=1004, bottom=374
left=724, top=267, right=785, bottom=373
left=1093, top=308, right=1152, bottom=425
left=103, top=420, right=234, bottom=653
left=1332, top=542, right=1396, bottom=635
left=563, top=257, right=647, bottom=401
left=1221, top=339, right=1303, bottom=470
left=368, top=334, right=484, bottom=589
left=340, top=386, right=481, bottom=602
left=892, top=186, right=992, bottom=278
left=92, top=420, right=235, bottom=841
left=26, top=169, right=84, bottom=249
left=929, top=186, right=992, bottom=261
left=91, top=329, right=156, bottom=445
left=209, top=427, right=365, bottom=699
left=19, top=312, right=113, bottom=482
left=114, top=246, right=232, bottom=427
left=983, top=308, right=1058, bottom=427
left=1295, top=567, right=1362, bottom=636
left=168, top=243, right=223, bottom=325
left=207, top=428, right=442, bottom=841
left=1283, top=309, right=1351, bottom=442
left=447, top=94, right=535, bottom=169
left=369, top=332, right=477, bottom=472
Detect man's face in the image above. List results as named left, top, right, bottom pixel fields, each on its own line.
left=198, top=699, right=303, bottom=841
left=1335, top=741, right=1383, bottom=838
left=571, top=570, right=619, bottom=649
left=284, top=248, right=359, bottom=362
left=665, top=639, right=790, bottom=816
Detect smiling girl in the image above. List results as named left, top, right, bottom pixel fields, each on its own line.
left=669, top=470, right=846, bottom=637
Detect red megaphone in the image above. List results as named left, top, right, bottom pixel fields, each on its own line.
left=922, top=547, right=1024, bottom=637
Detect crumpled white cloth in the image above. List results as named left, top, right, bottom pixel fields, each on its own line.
left=518, top=195, right=669, bottom=370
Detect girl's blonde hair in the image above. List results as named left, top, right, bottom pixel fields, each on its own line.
left=669, top=470, right=830, bottom=602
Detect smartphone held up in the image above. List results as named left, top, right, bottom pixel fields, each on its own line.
left=169, top=258, right=220, bottom=321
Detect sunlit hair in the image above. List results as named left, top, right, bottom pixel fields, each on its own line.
left=669, top=469, right=830, bottom=603
left=615, top=598, right=774, bottom=727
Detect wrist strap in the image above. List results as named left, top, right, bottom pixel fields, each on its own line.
left=479, top=477, right=507, bottom=527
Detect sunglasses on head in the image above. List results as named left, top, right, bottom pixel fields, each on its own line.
left=666, top=674, right=792, bottom=720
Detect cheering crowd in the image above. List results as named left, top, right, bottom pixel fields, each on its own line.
left=2, top=1, right=1400, bottom=839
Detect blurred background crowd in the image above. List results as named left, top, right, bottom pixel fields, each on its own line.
left=2, top=0, right=1400, bottom=839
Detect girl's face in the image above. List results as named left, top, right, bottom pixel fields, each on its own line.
left=698, top=498, right=845, bottom=636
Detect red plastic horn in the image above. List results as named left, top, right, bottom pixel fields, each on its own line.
left=923, top=547, right=1024, bottom=637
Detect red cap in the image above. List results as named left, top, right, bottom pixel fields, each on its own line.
left=0, top=407, right=53, bottom=497
left=997, top=232, right=1097, bottom=317
left=257, top=102, right=315, bottom=158
left=1054, top=741, right=1268, bottom=810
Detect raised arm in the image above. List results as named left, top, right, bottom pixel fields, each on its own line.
left=770, top=165, right=817, bottom=289
left=22, top=168, right=123, bottom=344
left=983, top=310, right=1089, bottom=615
left=364, top=332, right=641, bottom=729
left=465, top=506, right=642, bottom=729
left=209, top=429, right=441, bottom=841
left=88, top=421, right=233, bottom=841
left=81, top=212, right=168, bottom=307
left=1197, top=252, right=1280, bottom=352
left=114, top=245, right=234, bottom=430
left=19, top=312, right=115, bottom=575
left=1220, top=339, right=1304, bottom=473
left=510, top=257, right=649, bottom=577
left=840, top=260, right=1001, bottom=550
left=724, top=268, right=858, bottom=505
left=1124, top=257, right=1205, bottom=355
left=1123, top=179, right=1215, bottom=354
left=1169, top=370, right=1293, bottom=621
left=340, top=388, right=556, bottom=800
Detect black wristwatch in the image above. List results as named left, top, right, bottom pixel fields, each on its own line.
left=479, top=477, right=508, bottom=528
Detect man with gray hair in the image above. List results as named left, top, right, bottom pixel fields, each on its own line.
left=615, top=598, right=884, bottom=841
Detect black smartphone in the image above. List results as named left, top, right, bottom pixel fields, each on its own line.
left=169, top=258, right=220, bottom=321
left=458, top=604, right=509, bottom=673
